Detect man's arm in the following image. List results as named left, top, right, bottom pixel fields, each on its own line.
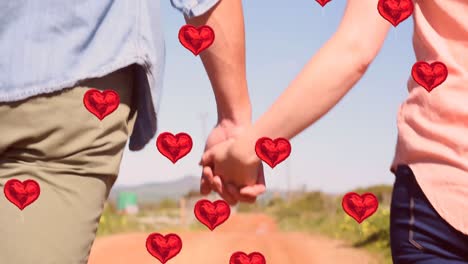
left=174, top=0, right=251, bottom=126
left=187, top=1, right=255, bottom=203
left=172, top=0, right=258, bottom=203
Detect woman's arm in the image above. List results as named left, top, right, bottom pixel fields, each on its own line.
left=232, top=0, right=391, bottom=159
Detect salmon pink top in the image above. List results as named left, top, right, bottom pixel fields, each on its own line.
left=391, top=0, right=468, bottom=235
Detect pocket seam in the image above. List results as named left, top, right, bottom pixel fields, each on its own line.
left=409, top=196, right=425, bottom=251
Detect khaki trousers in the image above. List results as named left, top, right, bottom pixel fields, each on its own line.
left=0, top=65, right=137, bottom=264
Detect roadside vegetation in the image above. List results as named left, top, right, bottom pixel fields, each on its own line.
left=97, top=185, right=392, bottom=263
left=238, top=185, right=393, bottom=264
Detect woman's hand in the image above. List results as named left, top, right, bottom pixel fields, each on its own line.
left=200, top=120, right=261, bottom=204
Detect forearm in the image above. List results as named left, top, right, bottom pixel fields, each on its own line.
left=251, top=40, right=370, bottom=141
left=227, top=37, right=372, bottom=163
left=185, top=0, right=251, bottom=125
left=222, top=0, right=390, bottom=176
left=239, top=0, right=392, bottom=143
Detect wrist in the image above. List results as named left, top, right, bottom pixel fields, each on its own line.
left=230, top=128, right=261, bottom=164
left=215, top=78, right=252, bottom=125
left=217, top=103, right=252, bottom=128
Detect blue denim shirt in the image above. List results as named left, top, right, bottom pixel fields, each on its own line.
left=0, top=0, right=219, bottom=151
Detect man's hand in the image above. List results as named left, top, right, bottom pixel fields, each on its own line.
left=200, top=128, right=266, bottom=206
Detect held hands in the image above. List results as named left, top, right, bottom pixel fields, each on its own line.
left=200, top=123, right=266, bottom=205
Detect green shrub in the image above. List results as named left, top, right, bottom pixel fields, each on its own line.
left=97, top=203, right=139, bottom=236
left=157, top=198, right=178, bottom=210
left=266, top=186, right=392, bottom=263
left=237, top=202, right=260, bottom=213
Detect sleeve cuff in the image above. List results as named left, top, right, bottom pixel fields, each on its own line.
left=170, top=0, right=221, bottom=18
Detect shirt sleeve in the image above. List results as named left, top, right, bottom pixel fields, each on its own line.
left=170, top=0, right=221, bottom=18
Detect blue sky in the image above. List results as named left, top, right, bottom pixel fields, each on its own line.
left=116, top=0, right=416, bottom=193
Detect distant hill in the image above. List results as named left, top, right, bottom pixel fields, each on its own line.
left=108, top=175, right=289, bottom=204
left=108, top=176, right=392, bottom=204
left=109, top=176, right=201, bottom=203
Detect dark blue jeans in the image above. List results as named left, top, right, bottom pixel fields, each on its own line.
left=390, top=165, right=468, bottom=263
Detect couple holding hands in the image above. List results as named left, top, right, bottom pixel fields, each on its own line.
left=0, top=0, right=467, bottom=263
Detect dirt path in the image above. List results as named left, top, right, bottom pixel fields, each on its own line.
left=88, top=213, right=381, bottom=264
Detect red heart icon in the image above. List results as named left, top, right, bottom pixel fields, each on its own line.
left=342, top=192, right=379, bottom=224
left=377, top=0, right=414, bottom=27
left=194, top=199, right=231, bottom=231
left=230, top=251, right=266, bottom=264
left=178, top=24, right=215, bottom=56
left=411, top=61, right=448, bottom=92
left=83, top=89, right=120, bottom=120
left=146, top=233, right=182, bottom=264
left=316, top=0, right=332, bottom=7
left=255, top=137, right=291, bottom=168
left=4, top=179, right=40, bottom=210
left=156, top=132, right=193, bottom=163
